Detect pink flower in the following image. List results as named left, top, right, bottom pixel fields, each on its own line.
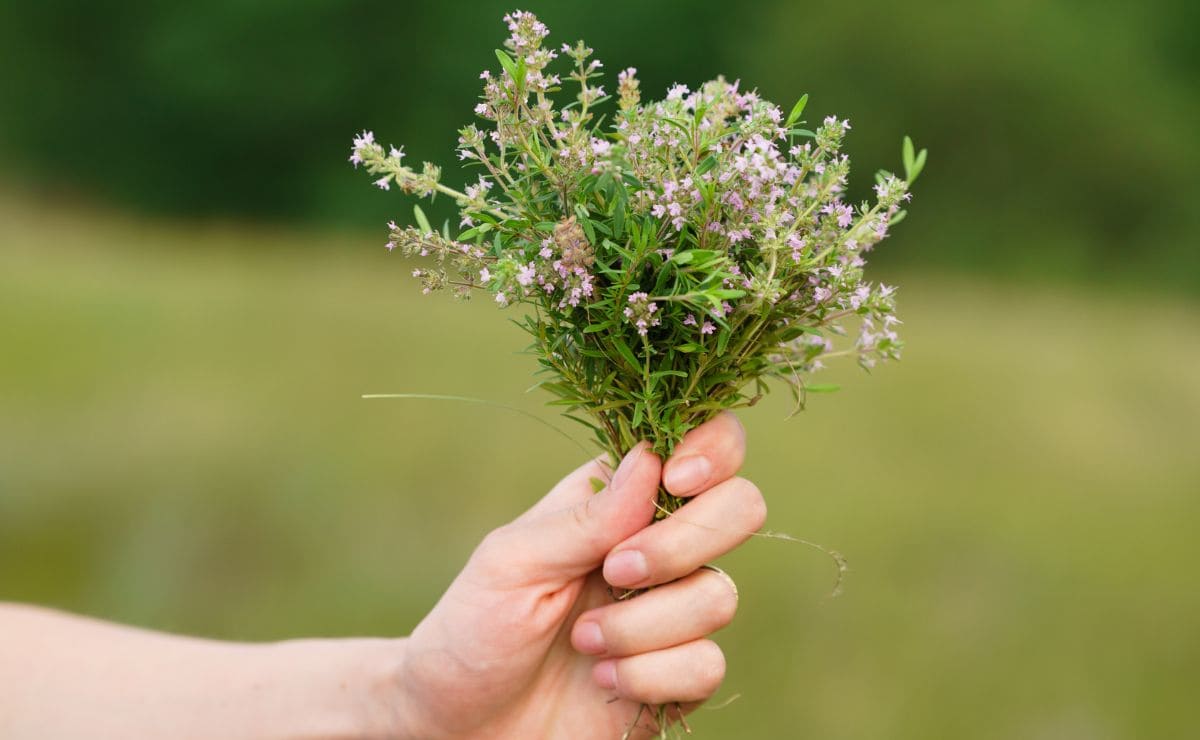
left=353, top=130, right=375, bottom=148
left=836, top=204, right=854, bottom=228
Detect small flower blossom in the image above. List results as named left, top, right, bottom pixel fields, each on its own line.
left=623, top=292, right=661, bottom=336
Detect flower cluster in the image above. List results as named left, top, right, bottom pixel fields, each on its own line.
left=350, top=10, right=925, bottom=512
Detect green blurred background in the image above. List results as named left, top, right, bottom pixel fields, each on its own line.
left=1, top=1, right=1198, bottom=737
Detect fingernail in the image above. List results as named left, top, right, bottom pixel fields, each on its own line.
left=664, top=454, right=712, bottom=494
left=593, top=659, right=618, bottom=690
left=610, top=443, right=645, bottom=490
left=574, top=621, right=605, bottom=655
left=604, top=549, right=649, bottom=587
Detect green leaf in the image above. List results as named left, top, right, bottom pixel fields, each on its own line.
left=804, top=383, right=841, bottom=393
left=911, top=148, right=927, bottom=182
left=413, top=204, right=433, bottom=234
left=610, top=336, right=641, bottom=371
left=716, top=330, right=732, bottom=355
left=612, top=200, right=626, bottom=238
left=494, top=49, right=518, bottom=81
left=456, top=222, right=492, bottom=241
left=695, top=155, right=719, bottom=175
left=902, top=136, right=927, bottom=183
left=785, top=93, right=809, bottom=128
left=651, top=369, right=689, bottom=379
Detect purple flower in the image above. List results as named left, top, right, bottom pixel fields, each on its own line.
left=623, top=292, right=661, bottom=336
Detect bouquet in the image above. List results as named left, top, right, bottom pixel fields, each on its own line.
left=349, top=8, right=923, bottom=511
left=351, top=11, right=922, bottom=729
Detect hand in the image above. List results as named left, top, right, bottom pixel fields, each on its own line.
left=396, top=412, right=766, bottom=739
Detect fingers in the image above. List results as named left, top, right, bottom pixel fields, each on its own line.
left=661, top=412, right=746, bottom=497
left=479, top=443, right=661, bottom=582
left=602, top=476, right=766, bottom=589
left=571, top=568, right=737, bottom=658
left=592, top=639, right=726, bottom=705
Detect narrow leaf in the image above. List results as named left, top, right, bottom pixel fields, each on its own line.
left=785, top=93, right=809, bottom=128
left=413, top=204, right=433, bottom=234
left=805, top=383, right=841, bottom=393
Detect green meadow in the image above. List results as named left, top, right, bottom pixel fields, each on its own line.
left=2, top=192, right=1198, bottom=738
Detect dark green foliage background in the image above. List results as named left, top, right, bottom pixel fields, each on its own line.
left=1, top=0, right=1197, bottom=289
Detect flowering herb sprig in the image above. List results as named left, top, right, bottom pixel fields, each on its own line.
left=351, top=10, right=925, bottom=520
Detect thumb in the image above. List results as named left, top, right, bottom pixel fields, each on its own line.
left=490, top=443, right=660, bottom=582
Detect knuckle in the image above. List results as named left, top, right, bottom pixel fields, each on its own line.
left=570, top=498, right=611, bottom=554
left=474, top=525, right=510, bottom=561
left=464, top=527, right=517, bottom=586
left=696, top=640, right=727, bottom=694
left=718, top=410, right=746, bottom=440
left=702, top=571, right=739, bottom=627
left=733, top=477, right=767, bottom=530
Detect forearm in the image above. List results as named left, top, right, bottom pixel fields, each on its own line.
left=0, top=603, right=411, bottom=740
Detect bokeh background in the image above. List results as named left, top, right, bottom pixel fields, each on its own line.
left=2, top=1, right=1198, bottom=737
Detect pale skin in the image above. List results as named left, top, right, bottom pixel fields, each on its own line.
left=0, top=412, right=764, bottom=739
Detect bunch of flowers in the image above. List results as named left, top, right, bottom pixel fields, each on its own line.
left=350, top=10, right=925, bottom=519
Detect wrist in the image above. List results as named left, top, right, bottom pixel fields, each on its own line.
left=259, top=636, right=414, bottom=740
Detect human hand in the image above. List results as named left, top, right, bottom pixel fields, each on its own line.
left=396, top=412, right=765, bottom=739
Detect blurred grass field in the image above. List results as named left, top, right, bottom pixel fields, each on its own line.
left=2, top=191, right=1198, bottom=738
